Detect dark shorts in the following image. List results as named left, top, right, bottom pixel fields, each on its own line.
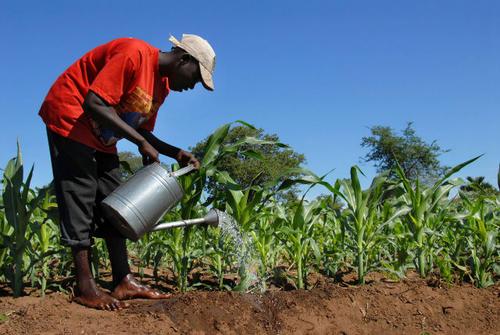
left=46, top=128, right=124, bottom=247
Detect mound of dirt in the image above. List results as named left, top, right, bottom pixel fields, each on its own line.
left=0, top=277, right=498, bottom=335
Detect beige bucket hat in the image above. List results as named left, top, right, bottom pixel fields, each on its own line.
left=169, top=33, right=216, bottom=91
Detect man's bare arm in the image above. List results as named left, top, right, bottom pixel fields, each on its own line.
left=137, top=129, right=200, bottom=169
left=82, top=91, right=159, bottom=163
left=137, top=129, right=181, bottom=158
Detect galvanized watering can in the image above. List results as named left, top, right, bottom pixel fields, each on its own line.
left=101, top=163, right=221, bottom=241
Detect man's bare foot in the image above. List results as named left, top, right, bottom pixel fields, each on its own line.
left=73, top=285, right=129, bottom=311
left=112, top=274, right=171, bottom=300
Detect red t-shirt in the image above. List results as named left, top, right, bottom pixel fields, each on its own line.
left=39, top=38, right=170, bottom=153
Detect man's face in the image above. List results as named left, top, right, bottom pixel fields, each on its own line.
left=169, top=54, right=202, bottom=92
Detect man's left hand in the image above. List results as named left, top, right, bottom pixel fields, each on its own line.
left=176, top=150, right=200, bottom=169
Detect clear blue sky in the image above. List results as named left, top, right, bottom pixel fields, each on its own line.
left=1, top=1, right=499, bottom=196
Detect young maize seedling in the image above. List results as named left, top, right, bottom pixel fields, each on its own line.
left=337, top=167, right=408, bottom=284
left=395, top=156, right=480, bottom=277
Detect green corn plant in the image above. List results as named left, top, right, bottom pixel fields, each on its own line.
left=161, top=210, right=204, bottom=292
left=460, top=193, right=499, bottom=287
left=1, top=142, right=38, bottom=296
left=159, top=122, right=234, bottom=292
left=217, top=183, right=260, bottom=292
left=423, top=206, right=457, bottom=276
left=313, top=193, right=348, bottom=277
left=336, top=167, right=409, bottom=284
left=203, top=226, right=238, bottom=290
left=435, top=252, right=454, bottom=283
left=216, top=171, right=269, bottom=223
left=395, top=156, right=480, bottom=277
left=438, top=214, right=468, bottom=282
left=131, top=235, right=147, bottom=278
left=163, top=226, right=186, bottom=290
left=217, top=175, right=280, bottom=291
left=205, top=237, right=226, bottom=290
left=172, top=159, right=217, bottom=292
left=136, top=231, right=169, bottom=282
left=29, top=186, right=60, bottom=296
left=90, top=239, right=108, bottom=279
left=278, top=200, right=322, bottom=289
left=160, top=165, right=211, bottom=292
left=250, top=203, right=284, bottom=289
left=272, top=167, right=342, bottom=285
left=0, top=197, right=12, bottom=281
left=383, top=220, right=414, bottom=279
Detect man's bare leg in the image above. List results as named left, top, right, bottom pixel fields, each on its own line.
left=105, top=234, right=170, bottom=300
left=72, top=247, right=128, bottom=310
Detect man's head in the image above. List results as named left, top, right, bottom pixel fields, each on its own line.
left=164, top=34, right=216, bottom=92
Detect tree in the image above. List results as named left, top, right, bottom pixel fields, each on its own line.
left=190, top=125, right=306, bottom=200
left=361, top=122, right=448, bottom=184
left=460, top=176, right=499, bottom=199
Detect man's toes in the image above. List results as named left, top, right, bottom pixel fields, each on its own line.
left=113, top=301, right=124, bottom=310
left=120, top=301, right=130, bottom=308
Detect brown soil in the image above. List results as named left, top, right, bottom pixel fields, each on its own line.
left=0, top=275, right=498, bottom=335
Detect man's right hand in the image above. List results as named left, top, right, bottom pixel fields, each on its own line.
left=138, top=140, right=160, bottom=165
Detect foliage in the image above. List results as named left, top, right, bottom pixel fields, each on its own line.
left=118, top=151, right=144, bottom=180
left=395, top=155, right=481, bottom=277
left=458, top=189, right=499, bottom=287
left=191, top=125, right=305, bottom=201
left=361, top=122, right=448, bottom=184
left=278, top=200, right=321, bottom=289
left=0, top=124, right=498, bottom=298
left=0, top=143, right=60, bottom=296
left=335, top=167, right=408, bottom=283
left=460, top=176, right=499, bottom=199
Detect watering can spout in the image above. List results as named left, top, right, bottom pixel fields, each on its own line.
left=203, top=208, right=221, bottom=227
left=151, top=209, right=222, bottom=232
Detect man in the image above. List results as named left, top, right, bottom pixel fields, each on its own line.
left=39, top=34, right=216, bottom=310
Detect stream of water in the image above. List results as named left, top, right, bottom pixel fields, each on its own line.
left=217, top=211, right=266, bottom=293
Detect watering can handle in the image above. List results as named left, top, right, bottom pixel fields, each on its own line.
left=171, top=164, right=196, bottom=178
